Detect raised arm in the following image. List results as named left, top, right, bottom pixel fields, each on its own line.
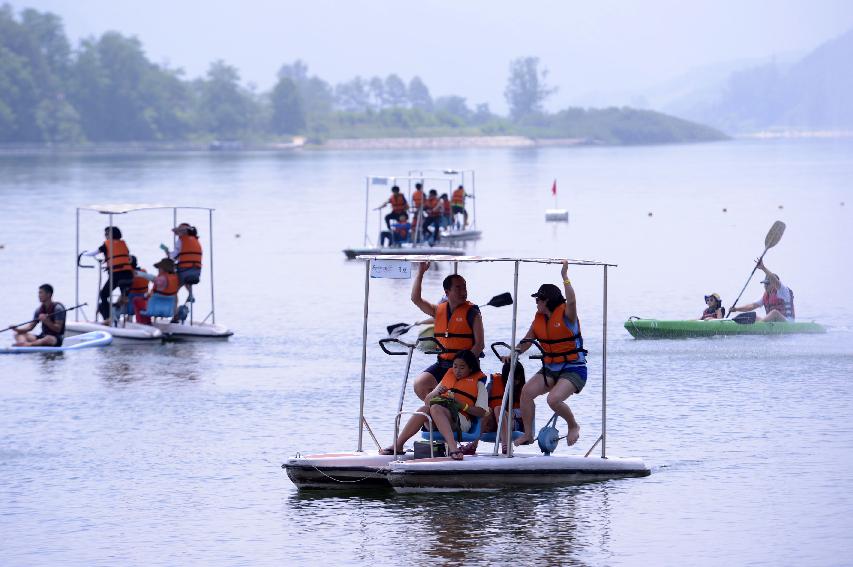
left=756, top=258, right=780, bottom=288
left=561, top=261, right=578, bottom=323
left=410, top=262, right=437, bottom=317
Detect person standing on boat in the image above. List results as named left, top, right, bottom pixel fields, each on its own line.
left=503, top=261, right=587, bottom=447
left=421, top=190, right=443, bottom=243
left=11, top=284, right=65, bottom=347
left=411, top=262, right=485, bottom=401
left=699, top=293, right=725, bottom=320
left=83, top=226, right=135, bottom=322
left=381, top=350, right=488, bottom=460
left=375, top=185, right=409, bottom=230
left=730, top=259, right=795, bottom=322
left=451, top=184, right=469, bottom=229
left=167, top=223, right=203, bottom=303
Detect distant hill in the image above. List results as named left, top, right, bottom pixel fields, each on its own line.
left=672, top=28, right=853, bottom=134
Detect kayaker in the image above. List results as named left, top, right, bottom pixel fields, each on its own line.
left=502, top=261, right=587, bottom=447
left=82, top=226, right=134, bottom=322
left=375, top=185, right=409, bottom=230
left=12, top=284, right=65, bottom=347
left=451, top=184, right=469, bottom=228
left=460, top=359, right=526, bottom=455
left=380, top=350, right=488, bottom=461
left=410, top=262, right=485, bottom=401
left=700, top=293, right=725, bottom=320
left=730, top=259, right=795, bottom=322
left=167, top=223, right=203, bottom=303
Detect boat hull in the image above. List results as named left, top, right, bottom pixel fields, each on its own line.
left=284, top=452, right=412, bottom=489
left=1, top=331, right=112, bottom=353
left=387, top=453, right=650, bottom=492
left=151, top=321, right=233, bottom=340
left=66, top=321, right=163, bottom=342
left=343, top=246, right=464, bottom=260
left=624, top=318, right=827, bottom=339
left=440, top=228, right=482, bottom=241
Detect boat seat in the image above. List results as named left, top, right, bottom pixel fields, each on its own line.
left=140, top=294, right=176, bottom=318
left=421, top=416, right=481, bottom=443
left=480, top=427, right=525, bottom=443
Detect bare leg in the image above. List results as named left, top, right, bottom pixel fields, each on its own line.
left=546, top=379, right=580, bottom=446
left=760, top=309, right=788, bottom=322
left=429, top=404, right=460, bottom=454
left=28, top=335, right=58, bottom=347
left=413, top=371, right=438, bottom=401
left=13, top=332, right=37, bottom=346
left=514, top=373, right=549, bottom=446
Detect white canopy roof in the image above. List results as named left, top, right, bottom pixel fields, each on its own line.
left=79, top=204, right=214, bottom=214
left=355, top=254, right=616, bottom=267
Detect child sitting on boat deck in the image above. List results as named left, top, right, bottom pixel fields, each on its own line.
left=699, top=292, right=725, bottom=320
left=461, top=359, right=526, bottom=455
left=379, top=214, right=411, bottom=247
left=381, top=350, right=488, bottom=461
left=136, top=258, right=180, bottom=321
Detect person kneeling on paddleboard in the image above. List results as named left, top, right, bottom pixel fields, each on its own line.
left=380, top=350, right=488, bottom=461
left=730, top=259, right=795, bottom=322
left=700, top=293, right=725, bottom=320
left=11, top=284, right=65, bottom=347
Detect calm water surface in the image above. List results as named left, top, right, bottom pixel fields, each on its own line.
left=1, top=140, right=852, bottom=565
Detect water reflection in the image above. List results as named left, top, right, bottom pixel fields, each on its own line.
left=95, top=342, right=204, bottom=384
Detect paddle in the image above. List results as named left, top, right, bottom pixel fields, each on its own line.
left=1, top=303, right=87, bottom=333
left=386, top=292, right=514, bottom=337
left=732, top=312, right=757, bottom=325
left=727, top=221, right=786, bottom=318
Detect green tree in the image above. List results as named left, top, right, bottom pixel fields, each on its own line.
left=407, top=76, right=432, bottom=111
left=276, top=60, right=333, bottom=120
left=335, top=76, right=371, bottom=112
left=504, top=56, right=556, bottom=121
left=270, top=75, right=305, bottom=134
left=384, top=74, right=408, bottom=108
left=197, top=60, right=254, bottom=138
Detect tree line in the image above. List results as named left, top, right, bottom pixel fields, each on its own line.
left=0, top=5, right=725, bottom=145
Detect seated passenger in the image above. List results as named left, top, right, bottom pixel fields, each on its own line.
left=379, top=214, right=411, bottom=247
left=700, top=292, right=725, bottom=320
left=439, top=193, right=452, bottom=229
left=461, top=359, right=526, bottom=455
left=380, top=350, right=488, bottom=461
left=139, top=258, right=180, bottom=320
left=126, top=255, right=150, bottom=321
left=11, top=284, right=65, bottom=347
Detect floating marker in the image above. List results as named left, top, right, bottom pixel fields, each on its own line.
left=235, top=233, right=241, bottom=238
left=723, top=208, right=727, bottom=213
left=648, top=212, right=653, bottom=217
left=778, top=205, right=784, bottom=209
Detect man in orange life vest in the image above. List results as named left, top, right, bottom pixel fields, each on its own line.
left=375, top=185, right=409, bottom=230
left=82, top=226, right=135, bottom=321
left=410, top=261, right=485, bottom=400
left=502, top=261, right=587, bottom=447
left=168, top=223, right=203, bottom=300
left=730, top=259, right=795, bottom=322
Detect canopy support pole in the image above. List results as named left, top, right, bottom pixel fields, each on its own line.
left=209, top=208, right=216, bottom=324
left=495, top=260, right=521, bottom=457
left=357, top=259, right=371, bottom=452
left=75, top=208, right=80, bottom=321
left=602, top=264, right=608, bottom=458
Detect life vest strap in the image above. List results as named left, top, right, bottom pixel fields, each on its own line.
left=538, top=334, right=581, bottom=345
left=450, top=388, right=477, bottom=405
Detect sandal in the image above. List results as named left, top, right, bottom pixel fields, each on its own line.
left=379, top=447, right=399, bottom=455
left=449, top=449, right=464, bottom=461
left=460, top=443, right=477, bottom=456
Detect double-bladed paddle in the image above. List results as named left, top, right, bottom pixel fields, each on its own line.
left=727, top=221, right=785, bottom=318
left=386, top=292, right=513, bottom=337
left=1, top=303, right=87, bottom=333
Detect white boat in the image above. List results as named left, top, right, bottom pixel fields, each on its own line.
left=65, top=320, right=162, bottom=342
left=284, top=254, right=651, bottom=492
left=74, top=203, right=233, bottom=340
left=343, top=244, right=463, bottom=260
left=1, top=330, right=112, bottom=354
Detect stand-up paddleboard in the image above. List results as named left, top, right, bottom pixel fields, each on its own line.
left=1, top=331, right=112, bottom=354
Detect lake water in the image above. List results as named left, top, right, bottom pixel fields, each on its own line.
left=1, top=140, right=852, bottom=565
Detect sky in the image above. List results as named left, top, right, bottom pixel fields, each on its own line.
left=11, top=0, right=853, bottom=113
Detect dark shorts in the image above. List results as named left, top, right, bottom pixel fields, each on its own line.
left=36, top=333, right=63, bottom=347
left=451, top=204, right=465, bottom=214
left=541, top=365, right=587, bottom=394
left=177, top=268, right=201, bottom=286
left=423, top=359, right=453, bottom=381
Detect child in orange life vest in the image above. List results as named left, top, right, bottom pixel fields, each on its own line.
left=700, top=293, right=724, bottom=320
left=127, top=255, right=152, bottom=324
left=137, top=257, right=180, bottom=320
left=380, top=350, right=488, bottom=461
left=461, top=359, right=526, bottom=455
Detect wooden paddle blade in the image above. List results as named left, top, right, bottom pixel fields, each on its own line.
left=486, top=292, right=513, bottom=308
left=733, top=312, right=757, bottom=324
left=764, top=221, right=786, bottom=249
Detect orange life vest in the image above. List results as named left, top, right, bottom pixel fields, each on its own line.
left=533, top=303, right=587, bottom=365
left=425, top=196, right=440, bottom=217
left=452, top=188, right=465, bottom=206
left=441, top=199, right=451, bottom=215
left=434, top=301, right=476, bottom=361
left=412, top=190, right=424, bottom=209
left=176, top=234, right=203, bottom=270
left=389, top=193, right=407, bottom=214
left=130, top=269, right=150, bottom=295
left=438, top=368, right=485, bottom=418
left=157, top=273, right=180, bottom=296
left=488, top=373, right=521, bottom=409
left=103, top=239, right=133, bottom=273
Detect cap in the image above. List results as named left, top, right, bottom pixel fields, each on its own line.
left=154, top=257, right=176, bottom=273
left=760, top=278, right=770, bottom=284
left=704, top=292, right=721, bottom=301
left=531, top=283, right=563, bottom=301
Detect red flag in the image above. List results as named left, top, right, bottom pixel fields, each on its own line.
left=551, top=179, right=557, bottom=196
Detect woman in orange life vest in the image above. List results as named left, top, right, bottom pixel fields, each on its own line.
left=502, top=261, right=587, bottom=447
left=374, top=185, right=409, bottom=230
left=127, top=255, right=151, bottom=323
left=730, top=258, right=795, bottom=322
left=451, top=184, right=469, bottom=228
left=138, top=257, right=180, bottom=319
left=82, top=226, right=135, bottom=322
left=410, top=261, right=485, bottom=401
left=699, top=292, right=725, bottom=320
left=380, top=350, right=488, bottom=461
left=167, top=223, right=203, bottom=303
left=460, top=359, right=527, bottom=455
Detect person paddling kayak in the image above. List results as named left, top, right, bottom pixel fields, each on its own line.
left=11, top=284, right=65, bottom=347
left=730, top=259, right=795, bottom=322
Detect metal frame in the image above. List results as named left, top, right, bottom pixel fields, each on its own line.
left=354, top=254, right=615, bottom=460
left=408, top=168, right=477, bottom=232
left=74, top=204, right=217, bottom=325
left=363, top=176, right=453, bottom=247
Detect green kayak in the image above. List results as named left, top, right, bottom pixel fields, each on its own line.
left=624, top=317, right=827, bottom=339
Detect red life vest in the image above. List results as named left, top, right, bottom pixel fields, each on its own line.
left=438, top=368, right=485, bottom=418
left=488, top=372, right=520, bottom=409
left=701, top=306, right=724, bottom=320
left=434, top=301, right=476, bottom=361
left=763, top=287, right=795, bottom=319
left=533, top=303, right=587, bottom=365
left=177, top=235, right=203, bottom=270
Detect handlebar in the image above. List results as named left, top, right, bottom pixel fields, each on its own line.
left=489, top=339, right=544, bottom=360
left=77, top=253, right=100, bottom=269
left=378, top=337, right=415, bottom=356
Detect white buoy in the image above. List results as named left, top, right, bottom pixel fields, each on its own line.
left=545, top=209, right=569, bottom=222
